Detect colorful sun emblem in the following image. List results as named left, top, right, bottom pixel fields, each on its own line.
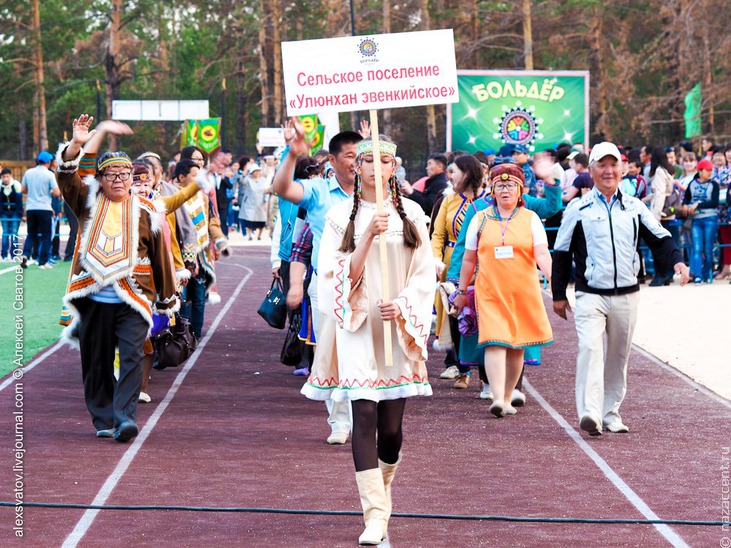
left=358, top=38, right=378, bottom=58
left=498, top=107, right=538, bottom=146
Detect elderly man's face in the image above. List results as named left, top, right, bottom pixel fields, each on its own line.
left=590, top=157, right=622, bottom=197
left=100, top=166, right=133, bottom=202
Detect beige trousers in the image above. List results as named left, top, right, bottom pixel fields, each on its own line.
left=574, top=291, right=639, bottom=427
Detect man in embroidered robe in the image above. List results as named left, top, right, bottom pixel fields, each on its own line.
left=173, top=159, right=228, bottom=339
left=57, top=114, right=179, bottom=442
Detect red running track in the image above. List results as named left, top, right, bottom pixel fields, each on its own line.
left=0, top=247, right=727, bottom=547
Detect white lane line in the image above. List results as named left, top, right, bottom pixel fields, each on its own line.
left=632, top=344, right=731, bottom=410
left=0, top=341, right=64, bottom=393
left=523, top=378, right=689, bottom=548
left=0, top=264, right=18, bottom=275
left=62, top=264, right=253, bottom=548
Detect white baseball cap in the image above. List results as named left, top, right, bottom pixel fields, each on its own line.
left=589, top=142, right=622, bottom=165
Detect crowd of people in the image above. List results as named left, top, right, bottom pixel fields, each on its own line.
left=5, top=112, right=728, bottom=545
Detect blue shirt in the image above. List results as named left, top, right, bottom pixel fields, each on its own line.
left=277, top=195, right=300, bottom=263
left=297, top=176, right=350, bottom=271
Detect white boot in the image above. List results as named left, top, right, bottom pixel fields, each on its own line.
left=378, top=453, right=401, bottom=524
left=355, top=468, right=389, bottom=545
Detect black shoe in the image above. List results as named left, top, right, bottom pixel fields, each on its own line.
left=580, top=414, right=602, bottom=436
left=648, top=276, right=666, bottom=287
left=20, top=256, right=28, bottom=269
left=114, top=421, right=139, bottom=443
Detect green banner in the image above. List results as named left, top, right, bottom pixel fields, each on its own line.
left=196, top=118, right=221, bottom=154
left=299, top=114, right=325, bottom=154
left=450, top=72, right=589, bottom=153
left=183, top=120, right=199, bottom=148
left=684, top=83, right=702, bottom=139
left=182, top=119, right=221, bottom=154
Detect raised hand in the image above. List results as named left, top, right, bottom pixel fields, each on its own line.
left=532, top=153, right=554, bottom=184
left=358, top=119, right=371, bottom=139
left=282, top=118, right=311, bottom=156
left=96, top=120, right=134, bottom=136
left=71, top=114, right=96, bottom=147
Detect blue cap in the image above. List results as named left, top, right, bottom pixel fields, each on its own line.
left=37, top=150, right=54, bottom=164
left=511, top=144, right=530, bottom=154
left=483, top=147, right=496, bottom=156
left=497, top=144, right=513, bottom=158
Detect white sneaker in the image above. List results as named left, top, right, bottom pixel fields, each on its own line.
left=504, top=404, right=518, bottom=415
left=511, top=389, right=526, bottom=407
left=138, top=391, right=152, bottom=403
left=439, top=365, right=460, bottom=379
left=604, top=421, right=629, bottom=433
left=478, top=382, right=493, bottom=400
left=327, top=432, right=349, bottom=445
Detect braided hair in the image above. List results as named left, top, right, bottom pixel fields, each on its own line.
left=389, top=172, right=421, bottom=249
left=338, top=146, right=421, bottom=252
left=338, top=155, right=362, bottom=253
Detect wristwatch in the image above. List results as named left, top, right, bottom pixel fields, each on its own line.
left=456, top=289, right=467, bottom=295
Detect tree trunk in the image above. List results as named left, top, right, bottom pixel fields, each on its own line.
left=421, top=0, right=438, bottom=151
left=105, top=0, right=123, bottom=150
left=702, top=31, right=713, bottom=133
left=326, top=0, right=346, bottom=37
left=258, top=0, right=271, bottom=127
left=522, top=0, right=534, bottom=70
left=382, top=0, right=392, bottom=135
left=32, top=0, right=48, bottom=151
left=589, top=7, right=609, bottom=140
left=235, top=56, right=246, bottom=154
left=272, top=0, right=283, bottom=124
left=471, top=0, right=479, bottom=67
left=19, top=106, right=28, bottom=161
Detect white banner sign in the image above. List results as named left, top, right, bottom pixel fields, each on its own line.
left=257, top=127, right=286, bottom=147
left=282, top=29, right=458, bottom=116
left=112, top=100, right=209, bottom=121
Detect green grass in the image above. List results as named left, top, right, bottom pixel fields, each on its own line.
left=0, top=260, right=71, bottom=379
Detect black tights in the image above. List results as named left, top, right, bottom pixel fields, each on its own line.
left=351, top=399, right=406, bottom=472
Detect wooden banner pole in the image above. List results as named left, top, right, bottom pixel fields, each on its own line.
left=369, top=109, right=393, bottom=367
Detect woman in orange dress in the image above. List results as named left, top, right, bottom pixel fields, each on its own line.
left=453, top=163, right=553, bottom=417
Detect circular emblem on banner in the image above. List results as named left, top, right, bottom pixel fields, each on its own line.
left=358, top=38, right=378, bottom=58
left=498, top=107, right=538, bottom=146
left=200, top=125, right=217, bottom=142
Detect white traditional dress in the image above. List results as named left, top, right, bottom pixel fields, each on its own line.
left=301, top=197, right=435, bottom=402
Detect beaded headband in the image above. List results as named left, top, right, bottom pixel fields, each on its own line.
left=132, top=172, right=151, bottom=184
left=490, top=163, right=525, bottom=188
left=356, top=139, right=397, bottom=157
left=97, top=152, right=132, bottom=173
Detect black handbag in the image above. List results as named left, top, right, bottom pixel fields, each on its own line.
left=257, top=278, right=287, bottom=329
left=153, top=314, right=197, bottom=370
left=280, top=309, right=305, bottom=366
